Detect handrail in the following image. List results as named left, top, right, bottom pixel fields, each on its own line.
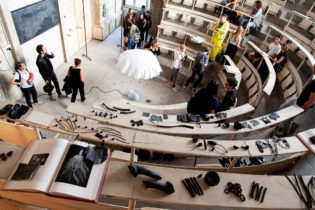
left=247, top=41, right=276, bottom=96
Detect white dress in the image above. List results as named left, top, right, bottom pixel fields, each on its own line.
left=115, top=49, right=163, bottom=80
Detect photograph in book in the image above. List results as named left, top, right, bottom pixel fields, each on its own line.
left=55, top=144, right=93, bottom=187
left=3, top=138, right=111, bottom=202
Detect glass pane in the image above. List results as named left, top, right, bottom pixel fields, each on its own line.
left=135, top=0, right=147, bottom=8
left=125, top=0, right=134, bottom=6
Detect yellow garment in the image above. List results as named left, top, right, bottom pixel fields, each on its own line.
left=209, top=20, right=230, bottom=62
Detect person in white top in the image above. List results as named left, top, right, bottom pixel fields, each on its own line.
left=10, top=62, right=39, bottom=108
left=247, top=34, right=282, bottom=65
left=169, top=44, right=187, bottom=92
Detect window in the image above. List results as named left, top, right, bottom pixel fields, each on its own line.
left=125, top=0, right=150, bottom=9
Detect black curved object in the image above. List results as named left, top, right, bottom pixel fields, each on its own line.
left=204, top=171, right=220, bottom=186
left=143, top=181, right=175, bottom=194
left=128, top=163, right=162, bottom=180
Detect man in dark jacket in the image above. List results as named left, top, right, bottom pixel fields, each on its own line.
left=36, top=44, right=63, bottom=100
left=184, top=47, right=210, bottom=89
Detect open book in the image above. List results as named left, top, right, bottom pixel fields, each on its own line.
left=3, top=138, right=111, bottom=202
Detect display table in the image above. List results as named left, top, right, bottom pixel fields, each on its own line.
left=102, top=161, right=313, bottom=209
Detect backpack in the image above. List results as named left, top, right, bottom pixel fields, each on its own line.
left=134, top=32, right=141, bottom=43
left=15, top=69, right=30, bottom=87
left=195, top=54, right=205, bottom=69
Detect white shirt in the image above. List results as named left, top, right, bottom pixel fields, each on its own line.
left=172, top=49, right=186, bottom=69
left=253, top=8, right=263, bottom=27
left=13, top=70, right=32, bottom=88
left=267, top=42, right=281, bottom=57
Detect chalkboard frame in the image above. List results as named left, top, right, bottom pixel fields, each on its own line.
left=11, top=0, right=60, bottom=44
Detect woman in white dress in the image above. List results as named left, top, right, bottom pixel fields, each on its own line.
left=114, top=48, right=162, bottom=80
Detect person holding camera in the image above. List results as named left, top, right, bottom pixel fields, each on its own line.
left=184, top=47, right=210, bottom=90
left=10, top=62, right=39, bottom=108
left=169, top=44, right=186, bottom=92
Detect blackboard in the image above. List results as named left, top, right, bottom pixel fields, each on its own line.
left=11, top=0, right=60, bottom=44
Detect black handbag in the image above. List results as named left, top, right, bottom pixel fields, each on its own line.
left=43, top=83, right=54, bottom=93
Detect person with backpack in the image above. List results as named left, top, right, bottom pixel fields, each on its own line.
left=127, top=20, right=141, bottom=49
left=10, top=62, right=39, bottom=108
left=183, top=47, right=210, bottom=89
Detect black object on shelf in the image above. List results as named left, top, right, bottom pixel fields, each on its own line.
left=204, top=171, right=220, bottom=186
left=128, top=163, right=162, bottom=180
left=143, top=181, right=175, bottom=194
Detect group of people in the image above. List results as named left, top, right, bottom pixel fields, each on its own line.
left=10, top=44, right=85, bottom=108
left=207, top=0, right=266, bottom=63
left=124, top=6, right=152, bottom=49
left=187, top=77, right=238, bottom=116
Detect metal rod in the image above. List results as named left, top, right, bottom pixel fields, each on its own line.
left=82, top=0, right=91, bottom=61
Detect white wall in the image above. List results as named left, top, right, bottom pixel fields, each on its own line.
left=22, top=25, right=64, bottom=85
left=0, top=0, right=65, bottom=103
left=5, top=0, right=41, bottom=11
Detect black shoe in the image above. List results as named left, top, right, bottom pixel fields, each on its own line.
left=81, top=97, right=86, bottom=102
left=0, top=104, right=14, bottom=115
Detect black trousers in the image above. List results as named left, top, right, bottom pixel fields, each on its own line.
left=185, top=70, right=204, bottom=88
left=21, top=85, right=38, bottom=107
left=46, top=72, right=61, bottom=96
left=71, top=83, right=85, bottom=102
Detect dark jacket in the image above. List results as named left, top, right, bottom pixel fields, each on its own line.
left=36, top=54, right=54, bottom=81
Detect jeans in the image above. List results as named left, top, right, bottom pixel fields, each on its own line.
left=246, top=22, right=256, bottom=34
left=21, top=85, right=38, bottom=107
left=185, top=70, right=204, bottom=88
left=239, top=18, right=249, bottom=26
left=127, top=37, right=135, bottom=49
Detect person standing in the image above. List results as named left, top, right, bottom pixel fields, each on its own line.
left=137, top=13, right=147, bottom=48
left=184, top=47, right=210, bottom=89
left=217, top=77, right=238, bottom=112
left=144, top=11, right=152, bottom=42
left=225, top=26, right=246, bottom=60
left=10, top=62, right=39, bottom=108
left=36, top=44, right=63, bottom=100
left=135, top=5, right=146, bottom=20
left=127, top=20, right=140, bottom=50
left=209, top=14, right=230, bottom=62
left=68, top=58, right=85, bottom=103
left=169, top=44, right=186, bottom=92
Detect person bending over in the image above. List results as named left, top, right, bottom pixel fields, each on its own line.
left=187, top=80, right=219, bottom=115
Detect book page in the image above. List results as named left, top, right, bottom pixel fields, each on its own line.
left=49, top=141, right=110, bottom=201
left=3, top=138, right=69, bottom=192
